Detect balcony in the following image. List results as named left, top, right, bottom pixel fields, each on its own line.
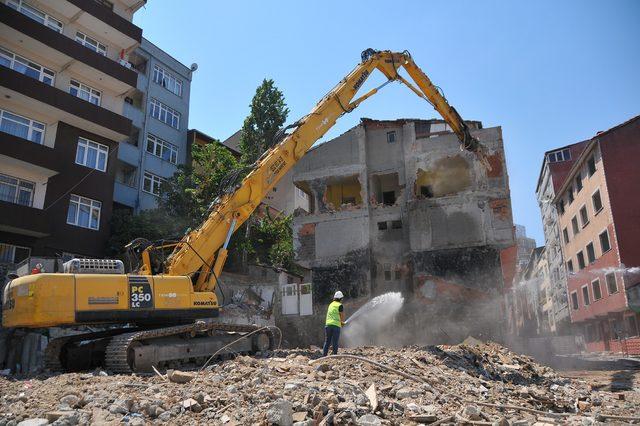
left=0, top=66, right=131, bottom=141
left=0, top=3, right=137, bottom=91
left=117, top=139, right=141, bottom=166
left=0, top=132, right=60, bottom=173
left=0, top=200, right=50, bottom=237
left=44, top=0, right=143, bottom=47
left=113, top=181, right=138, bottom=208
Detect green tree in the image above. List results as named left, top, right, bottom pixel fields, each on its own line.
left=159, top=141, right=240, bottom=228
left=239, top=79, right=289, bottom=164
left=248, top=213, right=295, bottom=270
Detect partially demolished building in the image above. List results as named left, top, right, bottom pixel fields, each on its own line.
left=292, top=118, right=514, bottom=344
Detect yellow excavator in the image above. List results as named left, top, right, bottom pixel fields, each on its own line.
left=2, top=49, right=488, bottom=373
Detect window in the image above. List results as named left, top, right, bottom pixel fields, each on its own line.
left=567, top=259, right=574, bottom=273
left=606, top=273, right=618, bottom=294
left=0, top=173, right=35, bottom=206
left=592, top=190, right=603, bottom=213
left=582, top=285, right=590, bottom=306
left=152, top=65, right=182, bottom=96
left=0, top=47, right=54, bottom=85
left=625, top=315, right=638, bottom=337
left=75, top=32, right=107, bottom=56
left=0, top=243, right=31, bottom=264
left=599, top=229, right=611, bottom=253
left=587, top=156, right=596, bottom=177
left=571, top=216, right=579, bottom=235
left=558, top=199, right=565, bottom=215
left=391, top=220, right=402, bottom=229
left=567, top=186, right=574, bottom=204
left=586, top=242, right=596, bottom=264
left=571, top=291, right=579, bottom=310
left=377, top=221, right=387, bottom=230
left=69, top=80, right=101, bottom=106
left=149, top=98, right=180, bottom=129
left=67, top=194, right=101, bottom=230
left=577, top=251, right=586, bottom=270
left=394, top=270, right=401, bottom=280
left=563, top=228, right=569, bottom=244
left=384, top=264, right=391, bottom=281
left=580, top=205, right=589, bottom=227
left=592, top=279, right=602, bottom=301
left=7, top=0, right=63, bottom=33
left=547, top=148, right=571, bottom=163
left=75, top=137, right=108, bottom=172
left=386, top=131, right=396, bottom=144
left=146, top=134, right=178, bottom=164
left=142, top=171, right=164, bottom=196
left=0, top=108, right=45, bottom=144
left=575, top=173, right=583, bottom=193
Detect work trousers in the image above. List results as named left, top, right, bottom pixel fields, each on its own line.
left=323, top=325, right=341, bottom=356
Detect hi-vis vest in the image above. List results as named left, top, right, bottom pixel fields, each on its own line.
left=325, top=301, right=343, bottom=327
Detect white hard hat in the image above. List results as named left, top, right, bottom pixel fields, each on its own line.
left=334, top=290, right=344, bottom=299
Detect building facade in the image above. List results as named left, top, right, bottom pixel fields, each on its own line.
left=113, top=37, right=193, bottom=212
left=0, top=0, right=143, bottom=274
left=554, top=116, right=640, bottom=354
left=292, top=118, right=514, bottom=343
left=534, top=141, right=590, bottom=334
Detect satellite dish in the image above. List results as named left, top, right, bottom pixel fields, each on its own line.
left=190, top=63, right=198, bottom=72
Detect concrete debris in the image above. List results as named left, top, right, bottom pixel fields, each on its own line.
left=167, top=369, right=195, bottom=384
left=1, top=343, right=639, bottom=425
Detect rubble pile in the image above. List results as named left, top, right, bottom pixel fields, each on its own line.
left=1, top=342, right=638, bottom=425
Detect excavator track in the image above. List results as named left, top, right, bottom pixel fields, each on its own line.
left=103, top=322, right=275, bottom=373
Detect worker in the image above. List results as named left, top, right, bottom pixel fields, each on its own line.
left=323, top=290, right=345, bottom=356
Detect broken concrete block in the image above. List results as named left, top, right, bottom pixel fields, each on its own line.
left=356, top=414, right=382, bottom=426
left=365, top=383, right=378, bottom=410
left=292, top=411, right=307, bottom=422
left=266, top=399, right=293, bottom=426
left=17, top=420, right=49, bottom=426
left=181, top=398, right=202, bottom=413
left=167, top=369, right=195, bottom=384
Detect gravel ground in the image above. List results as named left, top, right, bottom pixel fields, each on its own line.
left=1, top=342, right=639, bottom=425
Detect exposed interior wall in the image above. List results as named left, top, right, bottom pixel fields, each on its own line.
left=415, top=155, right=471, bottom=198
left=324, top=175, right=362, bottom=210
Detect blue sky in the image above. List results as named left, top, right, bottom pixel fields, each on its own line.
left=134, top=0, right=640, bottom=244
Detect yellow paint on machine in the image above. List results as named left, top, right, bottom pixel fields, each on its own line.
left=2, top=273, right=218, bottom=328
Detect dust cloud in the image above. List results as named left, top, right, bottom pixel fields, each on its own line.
left=341, top=292, right=404, bottom=347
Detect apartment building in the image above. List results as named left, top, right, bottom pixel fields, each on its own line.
left=534, top=140, right=589, bottom=334
left=0, top=0, right=144, bottom=273
left=554, top=115, right=640, bottom=354
left=291, top=118, right=514, bottom=343
left=114, top=37, right=193, bottom=211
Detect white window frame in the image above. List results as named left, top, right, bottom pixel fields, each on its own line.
left=66, top=194, right=101, bottom=230
left=581, top=284, right=590, bottom=306
left=7, top=0, right=63, bottom=33
left=599, top=228, right=611, bottom=254
left=547, top=148, right=571, bottom=163
left=74, top=31, right=107, bottom=56
left=149, top=98, right=180, bottom=129
left=570, top=291, right=579, bottom=310
left=69, top=79, right=101, bottom=106
left=152, top=65, right=183, bottom=96
left=142, top=171, right=164, bottom=196
left=591, top=278, right=602, bottom=301
left=146, top=133, right=178, bottom=164
left=0, top=108, right=45, bottom=144
left=0, top=172, right=35, bottom=206
left=0, top=242, right=31, bottom=264
left=591, top=188, right=603, bottom=214
left=605, top=272, right=618, bottom=295
left=75, top=137, right=108, bottom=172
left=0, top=46, right=55, bottom=85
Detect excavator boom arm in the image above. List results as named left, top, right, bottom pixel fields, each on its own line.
left=148, top=50, right=486, bottom=290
